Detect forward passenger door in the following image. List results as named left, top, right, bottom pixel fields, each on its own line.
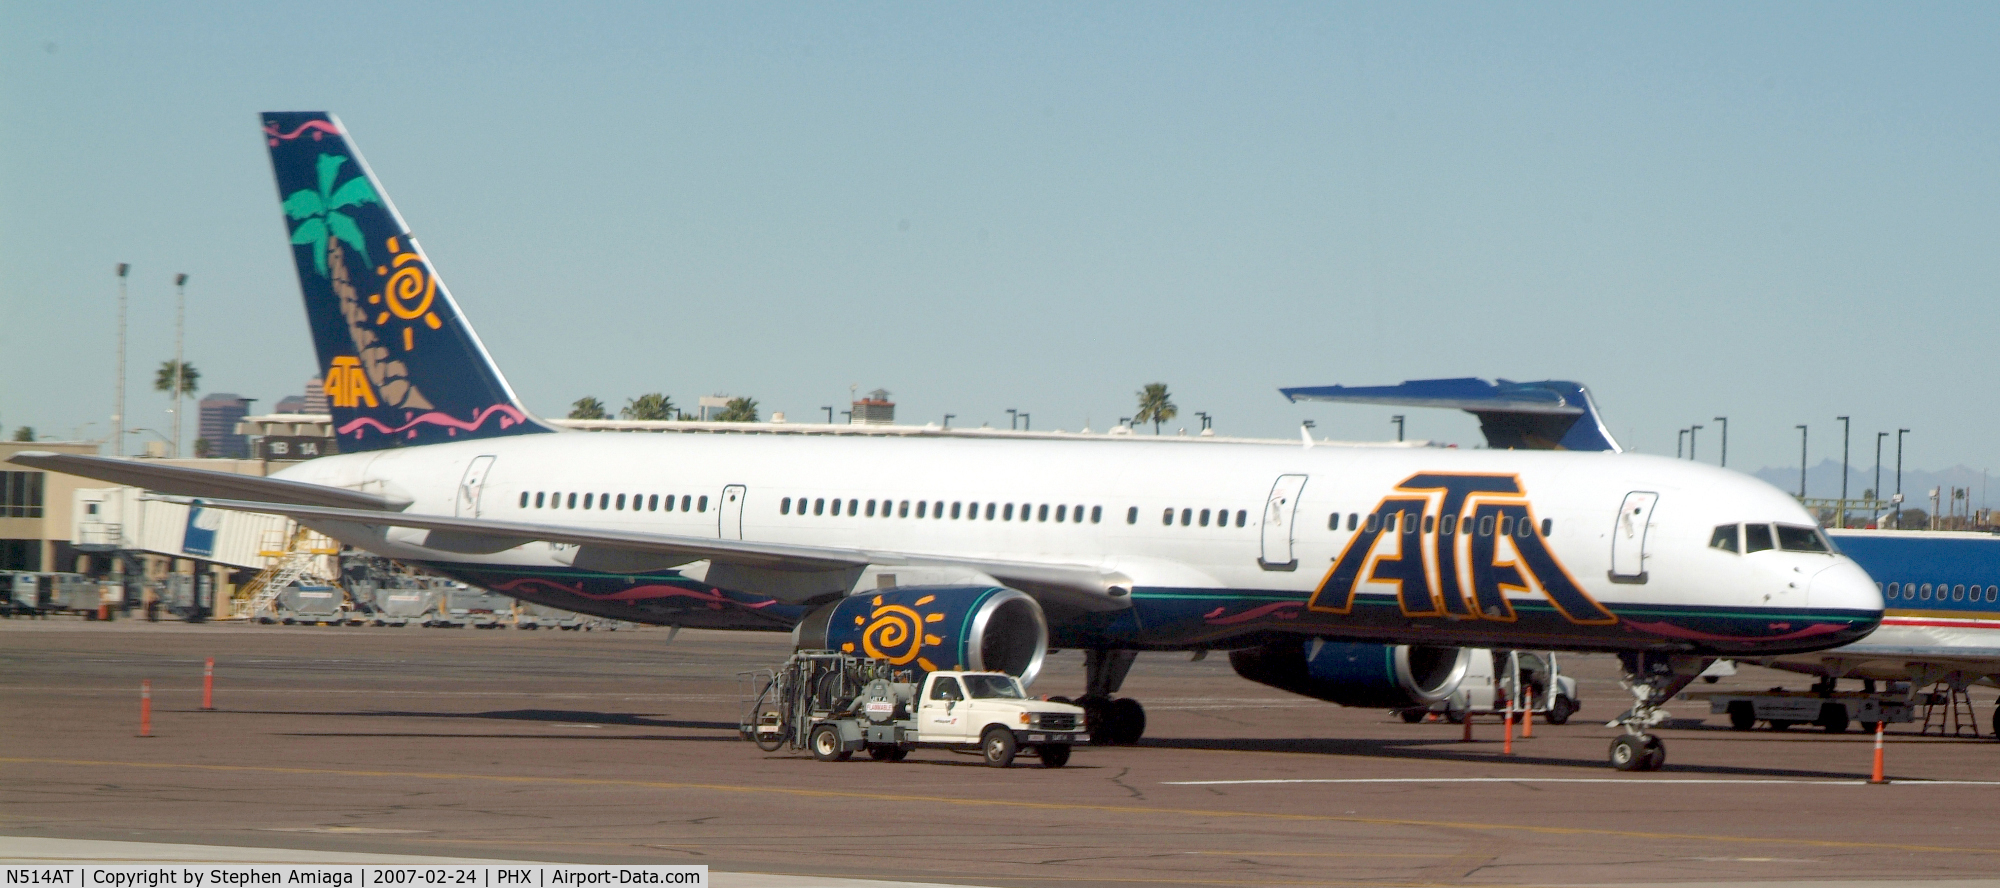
left=1609, top=491, right=1658, bottom=583
left=1259, top=474, right=1309, bottom=571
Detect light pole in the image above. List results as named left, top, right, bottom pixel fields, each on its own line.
left=1836, top=416, right=1850, bottom=528
left=1713, top=417, right=1728, bottom=467
left=1796, top=425, right=1808, bottom=498
left=1677, top=428, right=1687, bottom=459
left=821, top=406, right=833, bottom=424
left=1019, top=413, right=1030, bottom=431
left=942, top=413, right=954, bottom=429
left=113, top=263, right=129, bottom=457
left=1391, top=415, right=1404, bottom=442
left=1007, top=409, right=1018, bottom=431
left=1875, top=432, right=1887, bottom=523
left=171, top=273, right=188, bottom=458
left=1689, top=424, right=1703, bottom=461
left=1196, top=411, right=1211, bottom=432
left=1896, top=428, right=1909, bottom=502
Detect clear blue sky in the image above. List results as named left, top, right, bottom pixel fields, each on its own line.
left=3, top=3, right=1995, bottom=485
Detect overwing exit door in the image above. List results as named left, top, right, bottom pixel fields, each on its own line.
left=1609, top=491, right=1658, bottom=583
left=1259, top=474, right=1309, bottom=571
left=456, top=455, right=497, bottom=517
left=719, top=485, right=746, bottom=540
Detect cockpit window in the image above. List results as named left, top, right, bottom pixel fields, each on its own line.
left=962, top=674, right=1025, bottom=699
left=1742, top=523, right=1775, bottom=553
left=1775, top=524, right=1831, bottom=553
left=1709, top=524, right=1740, bottom=553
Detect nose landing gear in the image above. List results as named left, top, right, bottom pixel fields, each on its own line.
left=1609, top=652, right=1711, bottom=771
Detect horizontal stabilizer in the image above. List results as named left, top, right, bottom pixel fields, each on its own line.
left=1279, top=377, right=1620, bottom=452
left=6, top=452, right=410, bottom=511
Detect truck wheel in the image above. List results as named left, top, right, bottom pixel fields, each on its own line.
left=1769, top=720, right=1796, bottom=731
left=1546, top=696, right=1575, bottom=726
left=1038, top=744, right=1071, bottom=768
left=1818, top=704, right=1850, bottom=734
left=1727, top=701, right=1755, bottom=731
left=981, top=726, right=1017, bottom=768
left=1398, top=709, right=1425, bottom=724
left=810, top=724, right=850, bottom=762
left=867, top=744, right=897, bottom=761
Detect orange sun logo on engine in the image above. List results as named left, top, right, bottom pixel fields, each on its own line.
left=846, top=593, right=950, bottom=672
left=367, top=236, right=442, bottom=353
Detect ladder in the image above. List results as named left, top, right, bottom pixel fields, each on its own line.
left=1919, top=682, right=1981, bottom=738
left=232, top=527, right=343, bottom=620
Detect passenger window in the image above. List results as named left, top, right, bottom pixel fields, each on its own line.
left=951, top=502, right=962, bottom=519
left=1056, top=505, right=1067, bottom=523
left=583, top=493, right=594, bottom=510
left=1458, top=516, right=1470, bottom=534
left=1440, top=514, right=1454, bottom=535
left=1497, top=515, right=1513, bottom=536
left=682, top=495, right=692, bottom=512
left=863, top=500, right=874, bottom=517
left=1422, top=515, right=1434, bottom=533
left=900, top=500, right=910, bottom=518
left=934, top=501, right=945, bottom=519
left=1988, top=586, right=1998, bottom=602
left=1348, top=513, right=1359, bottom=531
left=648, top=494, right=659, bottom=511
left=1742, top=524, right=1774, bottom=553
left=1178, top=508, right=1190, bottom=526
left=849, top=499, right=859, bottom=516
left=1885, top=582, right=1898, bottom=599
left=1236, top=509, right=1247, bottom=527
left=1004, top=503, right=1015, bottom=521
left=1126, top=506, right=1136, bottom=525
left=1162, top=508, right=1173, bottom=526
left=699, top=496, right=709, bottom=512
left=781, top=497, right=792, bottom=515
left=988, top=503, right=998, bottom=520
left=1039, top=504, right=1050, bottom=522
left=1710, top=524, right=1739, bottom=552
left=1198, top=509, right=1208, bottom=527
left=810, top=498, right=820, bottom=516
left=916, top=501, right=927, bottom=518
left=519, top=492, right=529, bottom=508
left=616, top=494, right=627, bottom=510
left=1541, top=518, right=1553, bottom=536
left=1329, top=513, right=1340, bottom=531
left=1955, top=584, right=1967, bottom=601
left=1477, top=515, right=1493, bottom=536
left=533, top=492, right=545, bottom=508
left=1365, top=513, right=1380, bottom=532
left=1092, top=505, right=1103, bottom=524
left=1775, top=524, right=1830, bottom=553
left=1920, top=583, right=1932, bottom=600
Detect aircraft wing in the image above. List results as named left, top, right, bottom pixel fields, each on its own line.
left=189, top=497, right=1133, bottom=612
left=1279, top=377, right=1622, bottom=452
left=7, top=451, right=410, bottom=511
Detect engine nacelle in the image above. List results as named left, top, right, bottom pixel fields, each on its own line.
left=1229, top=639, right=1470, bottom=708
left=793, top=585, right=1049, bottom=685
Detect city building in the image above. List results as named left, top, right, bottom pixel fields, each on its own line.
left=852, top=389, right=895, bottom=425
left=198, top=393, right=254, bottom=458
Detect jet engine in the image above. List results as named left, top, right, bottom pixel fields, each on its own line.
left=793, top=585, right=1049, bottom=685
left=1229, top=639, right=1471, bottom=708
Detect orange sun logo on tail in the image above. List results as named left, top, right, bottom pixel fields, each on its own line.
left=367, top=236, right=443, bottom=353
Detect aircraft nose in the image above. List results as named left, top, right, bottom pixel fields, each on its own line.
left=1809, top=558, right=1883, bottom=615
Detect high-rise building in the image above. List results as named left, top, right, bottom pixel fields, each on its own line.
left=197, top=394, right=253, bottom=458
left=303, top=376, right=327, bottom=414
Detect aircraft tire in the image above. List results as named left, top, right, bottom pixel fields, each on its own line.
left=1399, top=709, right=1426, bottom=724
left=1080, top=696, right=1116, bottom=745
left=1992, top=704, right=1999, bottom=739
left=1642, top=736, right=1666, bottom=770
left=1610, top=735, right=1649, bottom=771
left=1110, top=698, right=1147, bottom=745
left=810, top=724, right=850, bottom=762
left=1818, top=704, right=1850, bottom=734
left=1547, top=696, right=1576, bottom=726
left=981, top=726, right=1017, bottom=768
left=1038, top=744, right=1071, bottom=768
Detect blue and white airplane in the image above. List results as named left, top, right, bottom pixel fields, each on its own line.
left=11, top=113, right=1884, bottom=771
left=1288, top=377, right=2000, bottom=737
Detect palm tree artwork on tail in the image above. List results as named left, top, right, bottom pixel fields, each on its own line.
left=283, top=154, right=431, bottom=412
left=1135, top=383, right=1177, bottom=435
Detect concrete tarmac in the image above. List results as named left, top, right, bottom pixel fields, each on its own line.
left=4, top=620, right=1999, bottom=887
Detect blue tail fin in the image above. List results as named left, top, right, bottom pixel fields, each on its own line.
left=262, top=112, right=553, bottom=451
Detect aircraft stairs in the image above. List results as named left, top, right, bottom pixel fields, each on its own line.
left=231, top=527, right=344, bottom=621
left=1919, top=682, right=1982, bottom=738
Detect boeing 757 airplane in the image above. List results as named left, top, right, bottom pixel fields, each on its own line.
left=10, top=113, right=1884, bottom=771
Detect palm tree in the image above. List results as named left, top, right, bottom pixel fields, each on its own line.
left=282, top=153, right=378, bottom=276
left=568, top=396, right=608, bottom=420
left=1134, top=383, right=1176, bottom=434
left=716, top=397, right=759, bottom=422
left=620, top=393, right=676, bottom=421
left=10, top=427, right=33, bottom=442
left=154, top=360, right=200, bottom=396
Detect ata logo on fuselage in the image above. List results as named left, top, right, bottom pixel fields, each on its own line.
left=1308, top=472, right=1616, bottom=625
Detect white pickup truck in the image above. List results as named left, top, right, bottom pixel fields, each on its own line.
left=808, top=671, right=1090, bottom=768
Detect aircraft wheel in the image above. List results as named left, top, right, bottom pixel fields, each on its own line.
left=1546, top=696, right=1576, bottom=726
left=1642, top=735, right=1667, bottom=770
left=1038, top=744, right=1071, bottom=768
left=1727, top=701, right=1756, bottom=731
left=1080, top=696, right=1115, bottom=745
left=1399, top=709, right=1426, bottom=724
left=1110, top=698, right=1147, bottom=745
left=810, top=724, right=850, bottom=762
left=1610, top=735, right=1654, bottom=771
left=981, top=726, right=1017, bottom=768
left=1818, top=704, right=1850, bottom=734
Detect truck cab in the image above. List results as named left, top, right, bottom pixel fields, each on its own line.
left=830, top=669, right=1087, bottom=767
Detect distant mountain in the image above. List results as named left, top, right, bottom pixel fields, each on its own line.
left=1746, top=459, right=1994, bottom=510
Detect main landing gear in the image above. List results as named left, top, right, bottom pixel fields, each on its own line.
left=1607, top=652, right=1711, bottom=772
left=1051, top=649, right=1147, bottom=746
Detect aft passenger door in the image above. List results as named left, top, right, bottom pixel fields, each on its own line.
left=1259, top=474, right=1309, bottom=571
left=719, top=485, right=746, bottom=539
left=455, top=456, right=497, bottom=518
left=1609, top=491, right=1658, bottom=583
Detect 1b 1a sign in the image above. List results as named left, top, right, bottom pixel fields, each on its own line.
left=257, top=436, right=339, bottom=461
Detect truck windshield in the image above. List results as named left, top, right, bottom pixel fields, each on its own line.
left=962, top=674, right=1024, bottom=699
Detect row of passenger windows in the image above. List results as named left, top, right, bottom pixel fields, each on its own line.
left=1708, top=523, right=1831, bottom=555
left=1160, top=508, right=1248, bottom=528
left=1886, top=582, right=1999, bottom=604
left=782, top=497, right=1104, bottom=524
left=520, top=490, right=708, bottom=513
left=1327, top=511, right=1554, bottom=538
